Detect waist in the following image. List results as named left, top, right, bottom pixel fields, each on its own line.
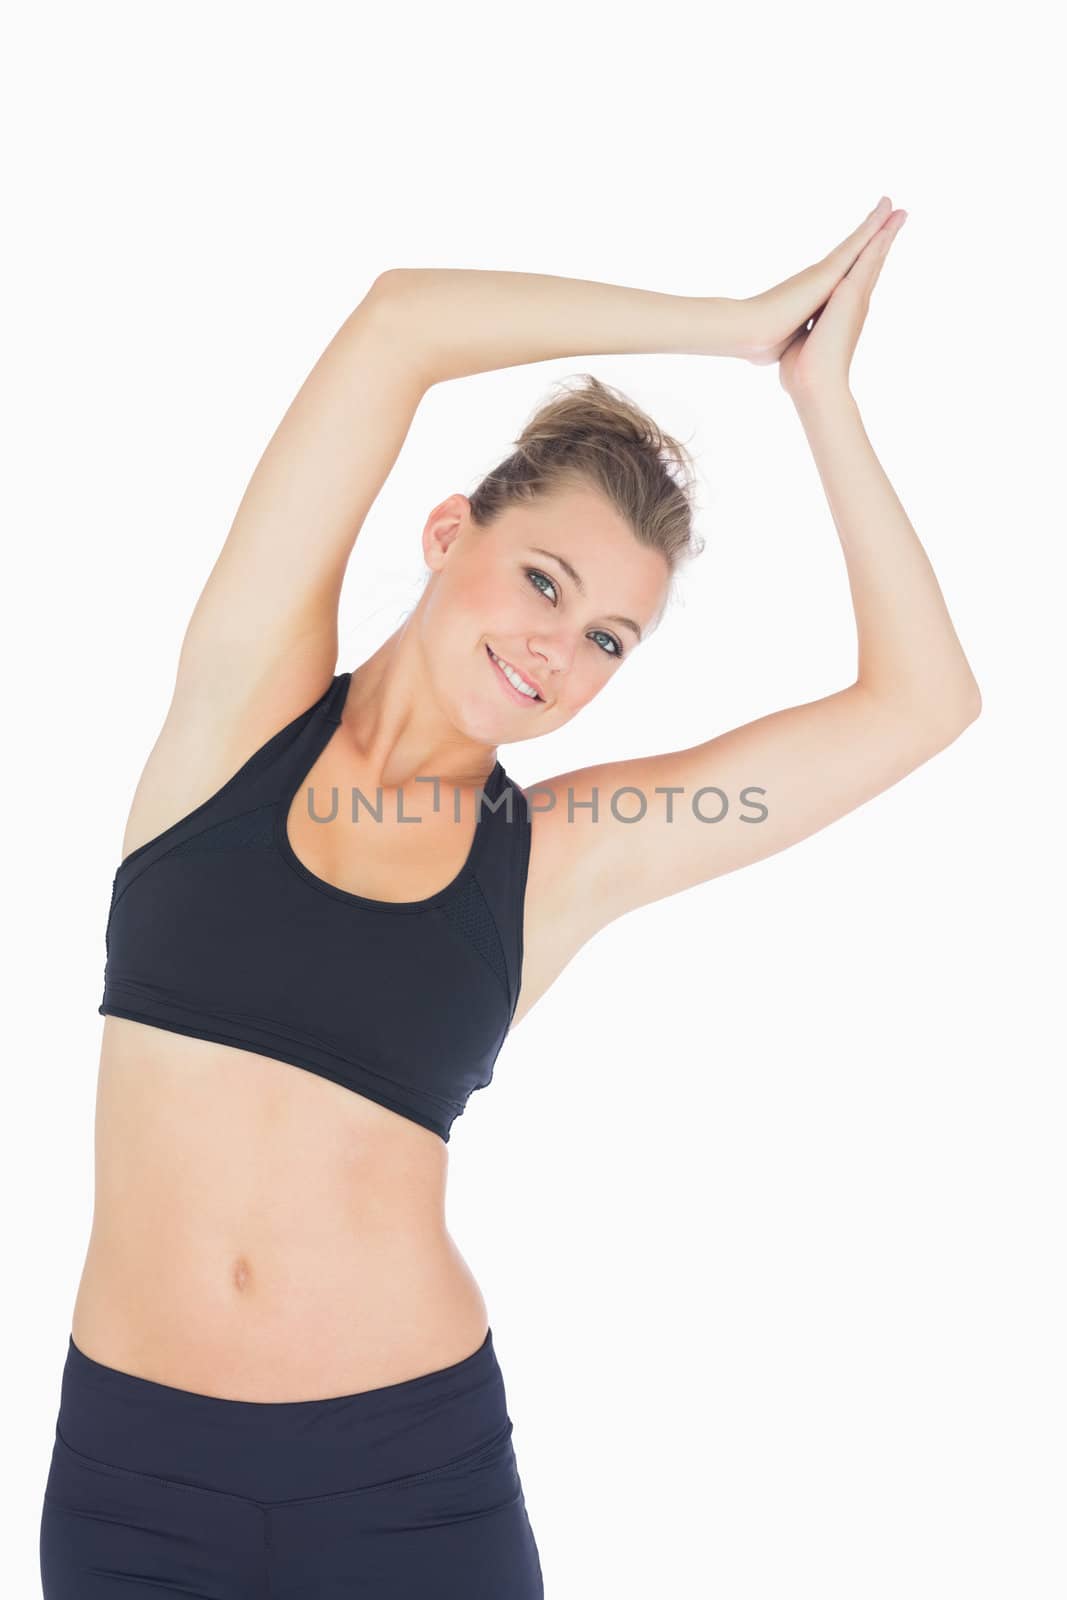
left=74, top=1216, right=490, bottom=1401
left=75, top=1033, right=489, bottom=1399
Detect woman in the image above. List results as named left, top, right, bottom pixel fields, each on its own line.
left=39, top=196, right=980, bottom=1597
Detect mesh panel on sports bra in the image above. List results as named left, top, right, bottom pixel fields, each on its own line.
left=437, top=873, right=510, bottom=996
left=167, top=804, right=278, bottom=857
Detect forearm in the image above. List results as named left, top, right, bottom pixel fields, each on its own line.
left=376, top=267, right=750, bottom=385
left=793, top=384, right=981, bottom=728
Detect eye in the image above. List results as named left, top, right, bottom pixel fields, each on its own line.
left=590, top=629, right=624, bottom=659
left=526, top=568, right=558, bottom=603
left=524, top=568, right=625, bottom=660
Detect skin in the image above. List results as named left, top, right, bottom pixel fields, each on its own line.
left=71, top=198, right=979, bottom=1400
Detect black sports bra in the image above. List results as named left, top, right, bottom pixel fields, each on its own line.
left=99, top=671, right=532, bottom=1142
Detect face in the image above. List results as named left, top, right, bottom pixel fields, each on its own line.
left=415, top=484, right=671, bottom=743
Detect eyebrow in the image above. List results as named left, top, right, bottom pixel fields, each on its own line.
left=528, top=546, right=643, bottom=642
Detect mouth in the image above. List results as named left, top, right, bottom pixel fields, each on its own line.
left=485, top=644, right=545, bottom=704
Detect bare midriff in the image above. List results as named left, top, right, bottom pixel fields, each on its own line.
left=70, top=1015, right=490, bottom=1402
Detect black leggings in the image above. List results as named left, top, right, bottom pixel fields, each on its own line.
left=39, top=1326, right=544, bottom=1598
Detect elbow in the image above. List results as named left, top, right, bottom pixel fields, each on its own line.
left=920, top=682, right=982, bottom=752
left=946, top=671, right=983, bottom=732
left=368, top=267, right=427, bottom=308
left=360, top=270, right=436, bottom=384
left=370, top=266, right=408, bottom=293
left=861, top=676, right=982, bottom=756
left=361, top=268, right=418, bottom=323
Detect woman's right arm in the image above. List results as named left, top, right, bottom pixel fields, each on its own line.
left=116, top=272, right=426, bottom=861
left=170, top=270, right=425, bottom=725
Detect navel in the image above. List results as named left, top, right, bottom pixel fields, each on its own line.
left=231, top=1255, right=253, bottom=1292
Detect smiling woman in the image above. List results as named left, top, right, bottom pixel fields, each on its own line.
left=41, top=220, right=980, bottom=1600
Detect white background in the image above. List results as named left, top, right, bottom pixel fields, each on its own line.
left=5, top=3, right=1063, bottom=1595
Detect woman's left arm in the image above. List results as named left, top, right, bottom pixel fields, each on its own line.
left=521, top=212, right=983, bottom=937
left=790, top=380, right=981, bottom=724
left=774, top=205, right=980, bottom=724
left=527, top=375, right=982, bottom=937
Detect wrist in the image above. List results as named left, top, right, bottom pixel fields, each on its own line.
left=694, top=295, right=759, bottom=359
left=790, top=381, right=859, bottom=421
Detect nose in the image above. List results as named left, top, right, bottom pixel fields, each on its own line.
left=527, top=630, right=574, bottom=679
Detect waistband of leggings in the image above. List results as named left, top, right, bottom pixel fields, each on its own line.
left=55, top=1326, right=509, bottom=1503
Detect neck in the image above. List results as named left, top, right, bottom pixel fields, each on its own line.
left=340, top=621, right=498, bottom=792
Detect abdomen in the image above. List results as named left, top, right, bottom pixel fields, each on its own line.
left=71, top=1017, right=490, bottom=1401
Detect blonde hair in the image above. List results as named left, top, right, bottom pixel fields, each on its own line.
left=467, top=374, right=704, bottom=613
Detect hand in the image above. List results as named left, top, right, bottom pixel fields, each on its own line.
left=737, top=198, right=907, bottom=395
left=777, top=207, right=907, bottom=401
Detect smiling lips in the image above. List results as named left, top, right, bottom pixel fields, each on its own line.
left=486, top=644, right=544, bottom=703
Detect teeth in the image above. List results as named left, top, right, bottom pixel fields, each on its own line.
left=489, top=647, right=539, bottom=698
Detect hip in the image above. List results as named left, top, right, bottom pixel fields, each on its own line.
left=41, top=1320, right=543, bottom=1597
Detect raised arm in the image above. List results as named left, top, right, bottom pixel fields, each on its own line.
left=167, top=272, right=428, bottom=729
left=113, top=274, right=430, bottom=863
left=532, top=379, right=982, bottom=938
left=523, top=210, right=983, bottom=941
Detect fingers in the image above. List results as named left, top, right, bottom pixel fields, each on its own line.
left=808, top=198, right=898, bottom=301
left=861, top=195, right=893, bottom=232
left=832, top=196, right=894, bottom=273
left=751, top=200, right=905, bottom=356
left=847, top=209, right=908, bottom=289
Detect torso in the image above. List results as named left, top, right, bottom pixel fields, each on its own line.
left=71, top=676, right=589, bottom=1401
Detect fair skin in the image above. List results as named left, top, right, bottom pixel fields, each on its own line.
left=74, top=199, right=980, bottom=1400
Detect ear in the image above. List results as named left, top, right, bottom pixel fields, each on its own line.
left=421, top=493, right=470, bottom=572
